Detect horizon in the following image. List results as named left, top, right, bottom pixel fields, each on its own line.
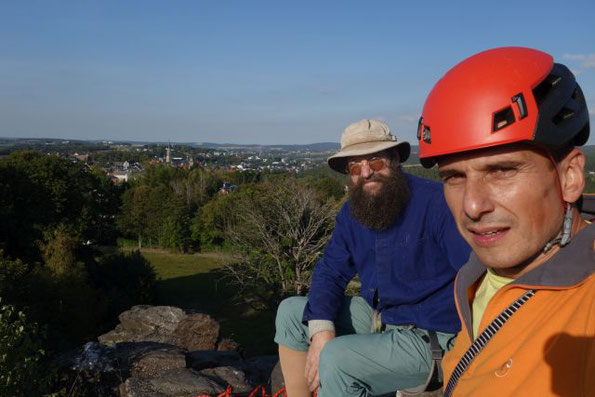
left=1, top=1, right=594, bottom=145
left=4, top=136, right=595, bottom=153
left=0, top=136, right=339, bottom=147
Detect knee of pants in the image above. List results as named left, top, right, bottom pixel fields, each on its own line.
left=318, top=338, right=350, bottom=377
left=275, top=296, right=307, bottom=329
left=275, top=296, right=309, bottom=350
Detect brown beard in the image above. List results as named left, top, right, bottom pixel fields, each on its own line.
left=348, top=166, right=411, bottom=230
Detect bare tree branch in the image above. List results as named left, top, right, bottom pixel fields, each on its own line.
left=222, top=179, right=337, bottom=307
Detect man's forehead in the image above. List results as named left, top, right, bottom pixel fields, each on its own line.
left=437, top=143, right=546, bottom=170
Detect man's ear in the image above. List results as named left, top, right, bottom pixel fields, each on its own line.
left=558, top=148, right=585, bottom=203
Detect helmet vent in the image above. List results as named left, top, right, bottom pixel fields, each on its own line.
left=422, top=126, right=431, bottom=143
left=533, top=74, right=560, bottom=105
left=492, top=106, right=515, bottom=132
left=512, top=93, right=528, bottom=119
left=553, top=107, right=575, bottom=125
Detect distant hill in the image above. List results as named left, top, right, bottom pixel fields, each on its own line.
left=196, top=142, right=340, bottom=151
left=0, top=137, right=341, bottom=152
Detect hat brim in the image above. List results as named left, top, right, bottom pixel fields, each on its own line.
left=327, top=141, right=410, bottom=173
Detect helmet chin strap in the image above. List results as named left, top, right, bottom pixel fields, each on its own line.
left=542, top=150, right=575, bottom=254
left=542, top=202, right=574, bottom=253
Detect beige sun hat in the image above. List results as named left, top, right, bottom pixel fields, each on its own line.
left=327, top=119, right=411, bottom=173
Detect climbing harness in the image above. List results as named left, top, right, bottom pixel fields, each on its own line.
left=372, top=311, right=445, bottom=396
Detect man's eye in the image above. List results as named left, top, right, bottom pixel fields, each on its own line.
left=491, top=167, right=517, bottom=178
left=442, top=174, right=464, bottom=184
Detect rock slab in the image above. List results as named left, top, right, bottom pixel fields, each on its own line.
left=60, top=305, right=277, bottom=397
left=99, top=306, right=220, bottom=351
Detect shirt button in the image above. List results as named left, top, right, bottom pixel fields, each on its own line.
left=495, top=358, right=513, bottom=377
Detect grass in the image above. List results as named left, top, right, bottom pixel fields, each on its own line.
left=124, top=248, right=277, bottom=356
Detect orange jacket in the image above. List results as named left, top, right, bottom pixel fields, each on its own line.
left=442, top=224, right=594, bottom=396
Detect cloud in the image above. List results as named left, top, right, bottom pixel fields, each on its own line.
left=563, top=54, right=587, bottom=61
left=317, top=88, right=330, bottom=95
left=398, top=114, right=419, bottom=122
left=562, top=53, right=595, bottom=69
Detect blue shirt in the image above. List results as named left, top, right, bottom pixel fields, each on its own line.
left=303, top=173, right=471, bottom=334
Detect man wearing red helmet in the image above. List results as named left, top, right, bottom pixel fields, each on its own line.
left=418, top=47, right=594, bottom=396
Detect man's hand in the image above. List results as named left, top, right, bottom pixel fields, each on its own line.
left=304, top=330, right=336, bottom=392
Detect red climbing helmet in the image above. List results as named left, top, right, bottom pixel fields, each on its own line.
left=418, top=47, right=590, bottom=167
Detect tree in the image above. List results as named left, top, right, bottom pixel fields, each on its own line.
left=304, top=176, right=346, bottom=200
left=190, top=185, right=260, bottom=250
left=170, top=168, right=218, bottom=208
left=0, top=151, right=120, bottom=261
left=40, top=225, right=86, bottom=279
left=33, top=227, right=103, bottom=349
left=118, top=165, right=219, bottom=251
left=224, top=179, right=337, bottom=309
left=118, top=185, right=152, bottom=248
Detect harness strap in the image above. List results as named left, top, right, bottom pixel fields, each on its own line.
left=397, top=330, right=444, bottom=396
left=443, top=289, right=536, bottom=397
left=428, top=330, right=443, bottom=383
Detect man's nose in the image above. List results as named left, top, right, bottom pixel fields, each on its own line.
left=360, top=162, right=373, bottom=178
left=462, top=178, right=494, bottom=221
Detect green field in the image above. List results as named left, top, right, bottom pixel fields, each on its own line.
left=131, top=249, right=277, bottom=356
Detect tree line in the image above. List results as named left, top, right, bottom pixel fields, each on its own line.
left=0, top=152, right=156, bottom=395
left=0, top=150, right=346, bottom=394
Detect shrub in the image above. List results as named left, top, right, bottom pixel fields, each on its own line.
left=0, top=300, right=48, bottom=395
left=88, top=250, right=157, bottom=311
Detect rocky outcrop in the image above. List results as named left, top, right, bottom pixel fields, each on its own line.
left=121, top=368, right=225, bottom=397
left=57, top=304, right=442, bottom=396
left=187, top=350, right=242, bottom=370
left=173, top=313, right=220, bottom=351
left=98, top=306, right=222, bottom=351
left=131, top=349, right=187, bottom=378
left=57, top=305, right=277, bottom=397
left=198, top=366, right=252, bottom=393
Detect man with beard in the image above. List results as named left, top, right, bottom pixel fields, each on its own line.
left=274, top=119, right=471, bottom=397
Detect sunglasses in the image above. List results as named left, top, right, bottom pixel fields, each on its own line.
left=347, top=156, right=390, bottom=176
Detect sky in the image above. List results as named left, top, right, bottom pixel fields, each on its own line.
left=1, top=0, right=594, bottom=145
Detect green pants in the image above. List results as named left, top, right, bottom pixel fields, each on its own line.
left=274, top=296, right=455, bottom=397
